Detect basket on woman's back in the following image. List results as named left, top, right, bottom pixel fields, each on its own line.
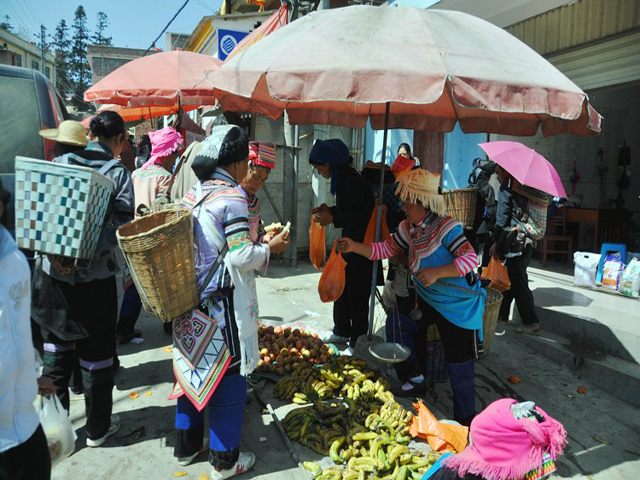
left=117, top=209, right=199, bottom=323
left=14, top=157, right=113, bottom=260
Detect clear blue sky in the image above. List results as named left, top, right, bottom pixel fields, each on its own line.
left=1, top=0, right=223, bottom=50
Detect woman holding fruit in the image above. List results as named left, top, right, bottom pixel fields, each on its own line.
left=238, top=141, right=280, bottom=243
left=338, top=169, right=485, bottom=426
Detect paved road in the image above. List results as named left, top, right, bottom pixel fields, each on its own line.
left=50, top=260, right=640, bottom=479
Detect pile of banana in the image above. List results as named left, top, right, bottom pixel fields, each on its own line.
left=274, top=355, right=393, bottom=405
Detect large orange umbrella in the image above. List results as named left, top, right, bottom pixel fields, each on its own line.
left=209, top=5, right=601, bottom=137
left=84, top=51, right=222, bottom=108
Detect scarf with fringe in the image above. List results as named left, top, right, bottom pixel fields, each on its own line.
left=445, top=398, right=567, bottom=480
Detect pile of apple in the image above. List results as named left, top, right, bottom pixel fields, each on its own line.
left=256, top=324, right=336, bottom=375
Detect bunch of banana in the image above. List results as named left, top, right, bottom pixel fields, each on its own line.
left=293, top=377, right=335, bottom=404
left=274, top=376, right=299, bottom=400
left=282, top=406, right=320, bottom=442
left=364, top=401, right=413, bottom=445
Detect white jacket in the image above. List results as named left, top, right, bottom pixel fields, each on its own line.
left=0, top=225, right=39, bottom=452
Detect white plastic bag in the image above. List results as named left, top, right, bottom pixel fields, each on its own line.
left=620, top=258, right=640, bottom=298
left=601, top=255, right=624, bottom=291
left=38, top=395, right=77, bottom=467
left=573, top=252, right=601, bottom=289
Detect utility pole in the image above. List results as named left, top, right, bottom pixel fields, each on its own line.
left=40, top=24, right=46, bottom=75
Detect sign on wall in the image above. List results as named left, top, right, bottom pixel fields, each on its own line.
left=218, top=29, right=249, bottom=61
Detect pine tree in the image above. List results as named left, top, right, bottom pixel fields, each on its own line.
left=0, top=14, right=12, bottom=32
left=91, top=11, right=112, bottom=46
left=70, top=5, right=91, bottom=109
left=52, top=20, right=71, bottom=96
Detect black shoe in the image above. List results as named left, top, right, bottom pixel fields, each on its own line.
left=70, top=385, right=83, bottom=395
left=390, top=381, right=427, bottom=397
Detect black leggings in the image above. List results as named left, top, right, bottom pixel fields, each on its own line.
left=393, top=292, right=477, bottom=380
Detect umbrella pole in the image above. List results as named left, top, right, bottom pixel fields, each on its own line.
left=367, top=101, right=390, bottom=339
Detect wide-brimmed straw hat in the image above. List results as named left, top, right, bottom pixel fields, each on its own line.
left=39, top=120, right=89, bottom=147
left=395, top=168, right=446, bottom=216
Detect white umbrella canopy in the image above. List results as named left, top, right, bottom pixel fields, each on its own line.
left=208, top=5, right=601, bottom=136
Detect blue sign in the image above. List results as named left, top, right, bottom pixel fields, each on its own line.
left=218, top=29, right=248, bottom=60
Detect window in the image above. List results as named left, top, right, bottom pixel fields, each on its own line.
left=31, top=60, right=39, bottom=71
left=15, top=53, right=21, bottom=67
left=45, top=66, right=51, bottom=79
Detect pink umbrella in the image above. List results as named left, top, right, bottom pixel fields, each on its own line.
left=479, top=141, right=567, bottom=198
left=84, top=51, right=221, bottom=107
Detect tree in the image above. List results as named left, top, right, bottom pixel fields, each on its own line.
left=0, top=14, right=12, bottom=32
left=91, top=11, right=112, bottom=46
left=52, top=19, right=72, bottom=95
left=69, top=5, right=91, bottom=109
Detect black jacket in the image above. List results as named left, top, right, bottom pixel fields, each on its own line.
left=329, top=165, right=374, bottom=243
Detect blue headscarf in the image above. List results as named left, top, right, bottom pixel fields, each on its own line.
left=309, top=139, right=351, bottom=194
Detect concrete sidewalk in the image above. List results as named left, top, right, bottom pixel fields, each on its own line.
left=50, top=260, right=640, bottom=480
left=506, top=261, right=640, bottom=407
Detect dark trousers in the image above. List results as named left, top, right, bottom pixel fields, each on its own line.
left=333, top=254, right=373, bottom=347
left=0, top=424, right=51, bottom=480
left=116, top=284, right=142, bottom=335
left=500, top=244, right=539, bottom=325
left=41, top=327, right=115, bottom=440
left=392, top=290, right=429, bottom=382
left=421, top=300, right=477, bottom=424
left=175, top=370, right=247, bottom=470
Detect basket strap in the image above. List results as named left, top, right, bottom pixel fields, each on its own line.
left=192, top=187, right=231, bottom=297
left=198, top=243, right=229, bottom=297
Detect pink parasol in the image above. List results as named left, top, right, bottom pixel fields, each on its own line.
left=84, top=51, right=221, bottom=107
left=479, top=141, right=567, bottom=198
left=208, top=5, right=600, bottom=136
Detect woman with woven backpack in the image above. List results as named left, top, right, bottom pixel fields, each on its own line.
left=175, top=124, right=289, bottom=479
left=32, top=111, right=135, bottom=448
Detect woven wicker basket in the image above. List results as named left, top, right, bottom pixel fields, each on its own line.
left=482, top=287, right=503, bottom=355
left=442, top=188, right=478, bottom=229
left=14, top=157, right=113, bottom=260
left=117, top=209, right=198, bottom=323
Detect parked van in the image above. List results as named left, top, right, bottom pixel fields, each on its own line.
left=0, top=65, right=69, bottom=230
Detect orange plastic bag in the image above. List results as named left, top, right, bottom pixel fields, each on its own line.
left=363, top=204, right=391, bottom=245
left=409, top=401, right=469, bottom=453
left=309, top=215, right=326, bottom=271
left=318, top=240, right=348, bottom=303
left=484, top=256, right=511, bottom=292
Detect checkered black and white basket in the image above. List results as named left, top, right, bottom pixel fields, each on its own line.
left=14, top=157, right=113, bottom=260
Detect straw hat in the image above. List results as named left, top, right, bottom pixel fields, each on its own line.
left=39, top=120, right=89, bottom=147
left=395, top=168, right=446, bottom=216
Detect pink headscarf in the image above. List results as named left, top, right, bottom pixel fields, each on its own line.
left=141, top=127, right=183, bottom=170
left=445, top=399, right=567, bottom=480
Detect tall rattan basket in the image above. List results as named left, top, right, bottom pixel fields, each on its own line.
left=117, top=209, right=198, bottom=323
left=442, top=188, right=478, bottom=229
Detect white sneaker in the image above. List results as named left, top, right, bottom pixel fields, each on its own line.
left=211, top=452, right=256, bottom=479
left=86, top=414, right=120, bottom=447
left=322, top=333, right=350, bottom=344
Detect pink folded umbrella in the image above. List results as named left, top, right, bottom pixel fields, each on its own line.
left=479, top=141, right=567, bottom=198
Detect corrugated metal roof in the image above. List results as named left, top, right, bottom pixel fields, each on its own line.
left=506, top=0, right=640, bottom=56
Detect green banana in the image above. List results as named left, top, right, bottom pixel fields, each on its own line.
left=302, top=461, right=322, bottom=478
left=329, top=436, right=346, bottom=464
